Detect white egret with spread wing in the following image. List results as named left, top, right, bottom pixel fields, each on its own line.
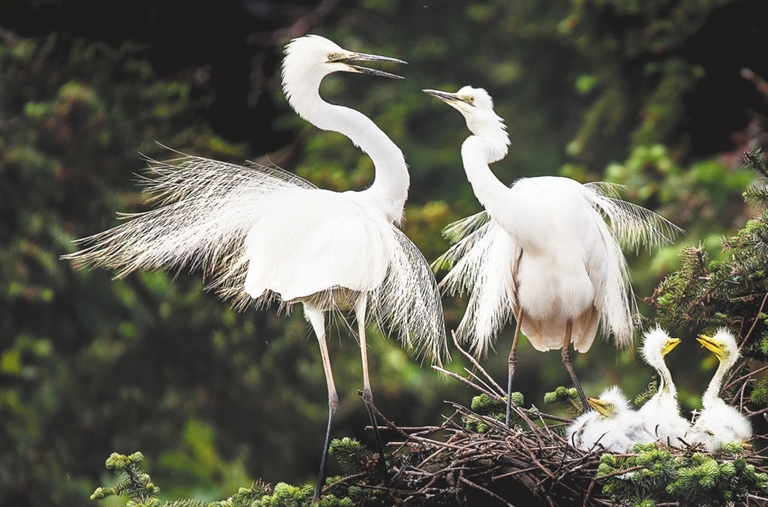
left=688, top=329, right=752, bottom=451
left=425, top=86, right=680, bottom=424
left=637, top=326, right=690, bottom=446
left=63, top=35, right=447, bottom=501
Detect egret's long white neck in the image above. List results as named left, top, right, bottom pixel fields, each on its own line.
left=284, top=73, right=409, bottom=224
left=701, top=356, right=730, bottom=409
left=460, top=127, right=510, bottom=219
left=657, top=358, right=677, bottom=397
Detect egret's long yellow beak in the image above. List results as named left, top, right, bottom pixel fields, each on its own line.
left=697, top=334, right=728, bottom=361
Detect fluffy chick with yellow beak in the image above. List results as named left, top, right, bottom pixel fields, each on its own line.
left=567, top=386, right=641, bottom=453
left=687, top=329, right=752, bottom=451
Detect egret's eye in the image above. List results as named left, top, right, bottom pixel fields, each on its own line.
left=327, top=52, right=337, bottom=61
left=467, top=96, right=475, bottom=104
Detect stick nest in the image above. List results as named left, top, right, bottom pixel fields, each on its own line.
left=324, top=336, right=768, bottom=507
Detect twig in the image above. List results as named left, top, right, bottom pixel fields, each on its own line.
left=723, top=364, right=768, bottom=392
left=464, top=367, right=505, bottom=401
left=742, top=291, right=767, bottom=346
left=582, top=476, right=597, bottom=507
left=370, top=403, right=411, bottom=439
left=458, top=476, right=513, bottom=507
left=492, top=466, right=540, bottom=480
left=433, top=365, right=501, bottom=401
left=451, top=330, right=506, bottom=395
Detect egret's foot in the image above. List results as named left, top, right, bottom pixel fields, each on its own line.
left=357, top=389, right=388, bottom=479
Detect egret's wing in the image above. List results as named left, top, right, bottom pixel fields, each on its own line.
left=240, top=189, right=394, bottom=302
left=62, top=153, right=315, bottom=308
left=436, top=219, right=518, bottom=357
left=584, top=182, right=683, bottom=251
left=431, top=211, right=490, bottom=272
left=369, top=227, right=448, bottom=365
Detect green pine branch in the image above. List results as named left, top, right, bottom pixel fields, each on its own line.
left=598, top=445, right=768, bottom=506
left=648, top=149, right=768, bottom=362
left=90, top=452, right=354, bottom=507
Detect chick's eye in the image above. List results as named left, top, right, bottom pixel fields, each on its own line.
left=606, top=403, right=614, bottom=409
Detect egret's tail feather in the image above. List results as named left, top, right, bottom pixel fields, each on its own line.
left=437, top=219, right=518, bottom=357
left=372, top=228, right=448, bottom=365
left=585, top=182, right=683, bottom=251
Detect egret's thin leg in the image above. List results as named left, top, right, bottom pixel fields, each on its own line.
left=561, top=319, right=589, bottom=410
left=355, top=297, right=387, bottom=473
left=506, top=308, right=523, bottom=427
left=305, top=307, right=337, bottom=503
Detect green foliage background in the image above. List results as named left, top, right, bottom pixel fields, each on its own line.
left=2, top=1, right=766, bottom=505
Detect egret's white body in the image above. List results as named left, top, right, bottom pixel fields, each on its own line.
left=688, top=329, right=752, bottom=451
left=243, top=187, right=394, bottom=301
left=64, top=35, right=447, bottom=501
left=425, top=86, right=680, bottom=418
left=637, top=326, right=690, bottom=446
left=567, top=385, right=640, bottom=453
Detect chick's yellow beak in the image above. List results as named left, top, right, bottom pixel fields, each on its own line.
left=661, top=337, right=681, bottom=357
left=587, top=398, right=614, bottom=418
left=697, top=334, right=727, bottom=361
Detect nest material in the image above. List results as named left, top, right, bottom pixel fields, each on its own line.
left=326, top=335, right=768, bottom=507
left=383, top=405, right=608, bottom=506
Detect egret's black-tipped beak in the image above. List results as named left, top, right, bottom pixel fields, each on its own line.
left=423, top=89, right=472, bottom=106
left=335, top=52, right=406, bottom=79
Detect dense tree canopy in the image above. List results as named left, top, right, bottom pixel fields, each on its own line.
left=1, top=1, right=766, bottom=505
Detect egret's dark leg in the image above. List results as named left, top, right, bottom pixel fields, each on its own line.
left=355, top=298, right=387, bottom=475
left=561, top=319, right=589, bottom=411
left=306, top=308, right=337, bottom=503
left=507, top=308, right=523, bottom=427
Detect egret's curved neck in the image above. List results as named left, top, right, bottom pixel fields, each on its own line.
left=656, top=358, right=677, bottom=397
left=286, top=76, right=408, bottom=224
left=461, top=135, right=510, bottom=219
left=701, top=358, right=729, bottom=409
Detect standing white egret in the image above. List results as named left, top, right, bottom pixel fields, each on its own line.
left=637, top=326, right=690, bottom=446
left=425, top=86, right=680, bottom=423
left=566, top=385, right=639, bottom=453
left=688, top=329, right=752, bottom=451
left=63, top=35, right=447, bottom=501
